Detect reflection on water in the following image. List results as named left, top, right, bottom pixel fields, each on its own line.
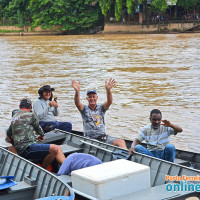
left=0, top=34, right=200, bottom=152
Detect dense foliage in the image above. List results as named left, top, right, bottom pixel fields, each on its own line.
left=151, top=0, right=169, bottom=13
left=98, top=0, right=199, bottom=21
left=29, top=0, right=103, bottom=33
left=177, top=0, right=199, bottom=10
left=0, top=0, right=103, bottom=33
left=0, top=0, right=30, bottom=26
left=0, top=0, right=199, bottom=30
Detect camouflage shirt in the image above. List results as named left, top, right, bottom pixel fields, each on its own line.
left=7, top=111, right=45, bottom=155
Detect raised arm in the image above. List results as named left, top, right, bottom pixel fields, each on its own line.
left=72, top=80, right=83, bottom=111
left=32, top=114, right=45, bottom=138
left=161, top=120, right=183, bottom=133
left=104, top=78, right=116, bottom=111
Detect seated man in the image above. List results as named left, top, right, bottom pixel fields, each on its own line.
left=7, top=98, right=66, bottom=169
left=72, top=78, right=127, bottom=149
left=130, top=109, right=183, bottom=162
left=57, top=153, right=102, bottom=176
left=33, top=85, right=72, bottom=133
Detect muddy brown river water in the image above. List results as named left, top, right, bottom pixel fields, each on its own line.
left=0, top=33, right=200, bottom=152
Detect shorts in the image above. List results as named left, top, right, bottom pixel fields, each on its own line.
left=20, top=143, right=50, bottom=160
left=104, top=135, right=118, bottom=145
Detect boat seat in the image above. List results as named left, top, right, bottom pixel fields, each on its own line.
left=59, top=144, right=83, bottom=156
left=40, top=130, right=67, bottom=144
left=57, top=175, right=72, bottom=187
left=0, top=181, right=36, bottom=200
left=174, top=158, right=190, bottom=165
left=124, top=184, right=196, bottom=200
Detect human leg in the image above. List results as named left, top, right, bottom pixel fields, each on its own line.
left=20, top=144, right=65, bottom=169
left=41, top=144, right=65, bottom=168
left=42, top=152, right=56, bottom=169
left=163, top=144, right=176, bottom=162
left=151, top=150, right=164, bottom=160
left=104, top=135, right=127, bottom=149
left=53, top=144, right=66, bottom=165
left=39, top=121, right=57, bottom=133
left=112, top=139, right=127, bottom=149
left=56, top=121, right=72, bottom=132
left=135, top=144, right=155, bottom=157
left=21, top=144, right=51, bottom=169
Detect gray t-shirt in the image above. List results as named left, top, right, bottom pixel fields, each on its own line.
left=136, top=124, right=176, bottom=151
left=33, top=98, right=59, bottom=122
left=80, top=104, right=106, bottom=139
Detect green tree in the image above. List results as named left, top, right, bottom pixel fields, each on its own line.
left=126, top=0, right=143, bottom=15
left=0, top=0, right=31, bottom=26
left=29, top=0, right=103, bottom=33
left=0, top=0, right=12, bottom=24
left=178, top=0, right=199, bottom=10
left=151, top=0, right=168, bottom=13
left=98, top=0, right=113, bottom=16
left=98, top=0, right=172, bottom=22
left=98, top=0, right=144, bottom=21
left=6, top=0, right=31, bottom=26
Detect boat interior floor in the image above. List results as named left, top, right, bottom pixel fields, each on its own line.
left=123, top=184, right=199, bottom=200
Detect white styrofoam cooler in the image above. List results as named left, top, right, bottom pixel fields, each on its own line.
left=71, top=159, right=150, bottom=200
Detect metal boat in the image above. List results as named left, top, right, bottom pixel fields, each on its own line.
left=0, top=146, right=74, bottom=200
left=39, top=129, right=200, bottom=200
left=3, top=115, right=200, bottom=200
left=71, top=130, right=200, bottom=170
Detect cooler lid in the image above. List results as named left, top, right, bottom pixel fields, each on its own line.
left=71, top=159, right=150, bottom=184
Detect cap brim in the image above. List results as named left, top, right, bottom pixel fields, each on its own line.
left=87, top=92, right=97, bottom=95
left=38, top=88, right=55, bottom=94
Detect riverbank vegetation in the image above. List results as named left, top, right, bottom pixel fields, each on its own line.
left=0, top=0, right=199, bottom=33
left=101, top=0, right=199, bottom=24
left=0, top=0, right=104, bottom=33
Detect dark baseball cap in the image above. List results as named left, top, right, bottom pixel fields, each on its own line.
left=87, top=90, right=97, bottom=95
left=38, top=85, right=55, bottom=94
left=20, top=98, right=32, bottom=107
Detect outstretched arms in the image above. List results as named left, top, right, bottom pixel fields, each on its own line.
left=104, top=78, right=116, bottom=110
left=72, top=80, right=83, bottom=111
left=72, top=78, right=115, bottom=111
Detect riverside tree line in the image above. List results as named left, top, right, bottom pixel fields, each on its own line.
left=0, top=0, right=199, bottom=33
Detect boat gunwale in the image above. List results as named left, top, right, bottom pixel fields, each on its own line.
left=0, top=146, right=75, bottom=199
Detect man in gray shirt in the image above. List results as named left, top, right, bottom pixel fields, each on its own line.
left=72, top=79, right=127, bottom=149
left=130, top=109, right=183, bottom=162
left=33, top=85, right=72, bottom=133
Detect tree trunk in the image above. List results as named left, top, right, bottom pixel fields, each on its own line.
left=174, top=0, right=180, bottom=20
left=143, top=0, right=149, bottom=25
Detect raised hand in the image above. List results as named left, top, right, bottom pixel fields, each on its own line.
left=105, top=78, right=116, bottom=91
left=49, top=101, right=58, bottom=108
left=72, top=80, right=81, bottom=91
left=160, top=119, right=172, bottom=127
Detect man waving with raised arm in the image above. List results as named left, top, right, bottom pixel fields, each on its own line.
left=130, top=109, right=183, bottom=162
left=72, top=78, right=127, bottom=149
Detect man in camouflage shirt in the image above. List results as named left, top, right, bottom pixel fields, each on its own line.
left=7, top=99, right=65, bottom=169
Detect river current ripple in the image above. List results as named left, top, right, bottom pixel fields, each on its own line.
left=0, top=34, right=200, bottom=152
